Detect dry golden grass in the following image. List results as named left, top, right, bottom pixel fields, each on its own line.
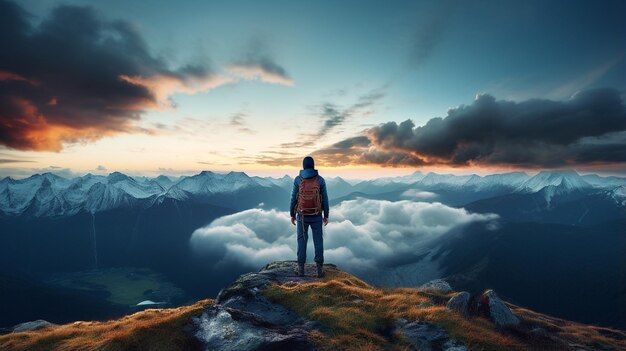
left=0, top=299, right=213, bottom=351
left=263, top=268, right=527, bottom=351
left=264, top=267, right=626, bottom=351
left=403, top=305, right=524, bottom=350
left=511, top=305, right=626, bottom=350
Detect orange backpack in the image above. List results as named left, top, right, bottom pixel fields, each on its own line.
left=297, top=176, right=322, bottom=216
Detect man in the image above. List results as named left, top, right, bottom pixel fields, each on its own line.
left=290, top=156, right=329, bottom=278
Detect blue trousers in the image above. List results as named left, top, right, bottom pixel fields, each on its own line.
left=297, top=220, right=324, bottom=264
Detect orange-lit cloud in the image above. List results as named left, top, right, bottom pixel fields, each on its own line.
left=0, top=1, right=233, bottom=152
left=0, top=71, right=38, bottom=85
left=119, top=73, right=234, bottom=109
left=0, top=97, right=145, bottom=151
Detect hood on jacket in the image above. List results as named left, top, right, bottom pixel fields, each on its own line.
left=299, top=168, right=318, bottom=179
left=303, top=156, right=315, bottom=170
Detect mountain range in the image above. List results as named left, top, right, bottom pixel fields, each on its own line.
left=1, top=169, right=623, bottom=218
left=0, top=169, right=624, bottom=331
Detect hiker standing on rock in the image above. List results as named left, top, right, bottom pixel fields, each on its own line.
left=290, top=156, right=329, bottom=278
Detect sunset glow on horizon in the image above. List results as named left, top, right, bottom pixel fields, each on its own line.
left=1, top=0, right=625, bottom=179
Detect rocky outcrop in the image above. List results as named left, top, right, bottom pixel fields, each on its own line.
left=479, top=290, right=520, bottom=327
left=395, top=319, right=467, bottom=351
left=443, top=289, right=520, bottom=327
left=192, top=261, right=323, bottom=350
left=446, top=291, right=470, bottom=316
left=193, top=305, right=313, bottom=351
left=419, top=279, right=453, bottom=293
left=12, top=320, right=55, bottom=333
left=216, top=261, right=330, bottom=326
left=192, top=262, right=521, bottom=350
left=217, top=261, right=332, bottom=301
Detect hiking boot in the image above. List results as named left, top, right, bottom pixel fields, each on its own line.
left=316, top=263, right=325, bottom=278
left=297, top=264, right=305, bottom=277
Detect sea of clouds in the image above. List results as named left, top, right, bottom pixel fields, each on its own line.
left=190, top=198, right=498, bottom=275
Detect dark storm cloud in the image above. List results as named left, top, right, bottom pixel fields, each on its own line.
left=0, top=0, right=228, bottom=151
left=312, top=136, right=425, bottom=167
left=328, top=135, right=371, bottom=150
left=314, top=88, right=626, bottom=167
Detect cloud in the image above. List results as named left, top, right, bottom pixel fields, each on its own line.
left=190, top=199, right=498, bottom=273
left=190, top=209, right=295, bottom=269
left=95, top=165, right=107, bottom=172
left=244, top=87, right=387, bottom=166
left=311, top=89, right=386, bottom=140
left=408, top=1, right=456, bottom=68
left=312, top=88, right=626, bottom=168
left=226, top=86, right=386, bottom=167
left=312, top=90, right=386, bottom=139
left=229, top=62, right=294, bottom=86
left=228, top=39, right=293, bottom=86
left=548, top=55, right=623, bottom=99
left=0, top=166, right=81, bottom=179
left=0, top=0, right=232, bottom=152
left=228, top=112, right=254, bottom=134
left=401, top=189, right=437, bottom=199
left=0, top=158, right=35, bottom=164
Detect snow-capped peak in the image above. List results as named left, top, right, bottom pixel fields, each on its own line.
left=107, top=171, right=132, bottom=184
left=418, top=172, right=473, bottom=187
left=367, top=171, right=426, bottom=186
left=174, top=170, right=261, bottom=194
left=607, top=186, right=626, bottom=207
left=516, top=170, right=591, bottom=193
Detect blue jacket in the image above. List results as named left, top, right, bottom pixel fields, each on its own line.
left=290, top=168, right=329, bottom=222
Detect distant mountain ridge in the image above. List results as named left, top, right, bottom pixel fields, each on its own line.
left=1, top=170, right=623, bottom=217
left=0, top=171, right=288, bottom=217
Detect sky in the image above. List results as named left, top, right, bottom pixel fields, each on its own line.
left=0, top=0, right=625, bottom=179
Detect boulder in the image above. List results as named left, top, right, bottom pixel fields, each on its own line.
left=12, top=320, right=55, bottom=333
left=216, top=261, right=328, bottom=326
left=479, top=290, right=520, bottom=327
left=443, top=339, right=469, bottom=351
left=193, top=305, right=314, bottom=351
left=217, top=261, right=333, bottom=303
left=192, top=261, right=327, bottom=349
left=396, top=321, right=466, bottom=351
left=419, top=279, right=453, bottom=293
left=446, top=291, right=471, bottom=316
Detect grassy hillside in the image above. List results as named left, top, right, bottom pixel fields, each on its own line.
left=0, top=300, right=213, bottom=351
left=1, top=265, right=624, bottom=351
left=263, top=266, right=626, bottom=350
